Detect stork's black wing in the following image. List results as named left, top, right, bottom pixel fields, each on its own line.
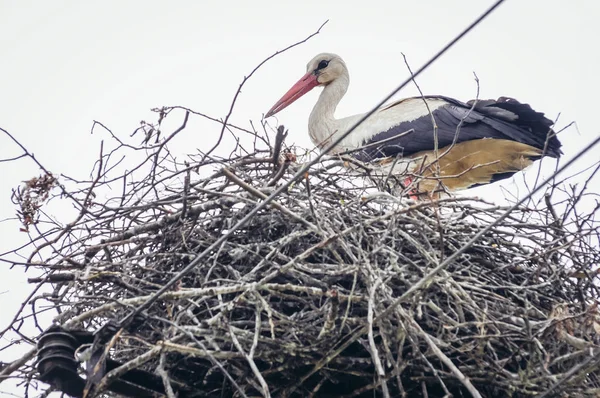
left=353, top=96, right=561, bottom=162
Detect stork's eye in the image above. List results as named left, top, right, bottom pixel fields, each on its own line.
left=317, top=60, right=329, bottom=70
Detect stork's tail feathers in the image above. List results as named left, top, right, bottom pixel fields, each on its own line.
left=467, top=97, right=562, bottom=157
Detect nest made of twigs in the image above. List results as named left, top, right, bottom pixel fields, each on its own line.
left=4, top=110, right=600, bottom=398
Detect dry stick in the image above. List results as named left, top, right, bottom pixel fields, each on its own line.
left=271, top=125, right=288, bottom=168
left=221, top=167, right=318, bottom=231
left=400, top=67, right=476, bottom=246
left=0, top=141, right=106, bottom=340
left=54, top=282, right=361, bottom=327
left=0, top=127, right=85, bottom=211
left=537, top=348, right=600, bottom=398
left=284, top=135, right=600, bottom=392
left=228, top=323, right=271, bottom=398
left=152, top=111, right=190, bottom=167
left=157, top=353, right=177, bottom=398
left=402, top=55, right=481, bottom=197
left=402, top=53, right=441, bottom=179
left=407, top=313, right=483, bottom=398
left=27, top=141, right=105, bottom=263
left=367, top=279, right=390, bottom=398
left=527, top=115, right=567, bottom=208
left=160, top=106, right=256, bottom=137
left=0, top=347, right=36, bottom=381
left=0, top=153, right=28, bottom=162
left=161, top=337, right=249, bottom=398
left=267, top=160, right=290, bottom=186
left=117, top=0, right=508, bottom=330
left=203, top=20, right=328, bottom=161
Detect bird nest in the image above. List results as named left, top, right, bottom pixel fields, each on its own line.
left=3, top=108, right=600, bottom=398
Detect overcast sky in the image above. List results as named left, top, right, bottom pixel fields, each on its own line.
left=1, top=0, right=598, bottom=395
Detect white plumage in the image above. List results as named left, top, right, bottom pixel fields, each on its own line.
left=266, top=53, right=561, bottom=195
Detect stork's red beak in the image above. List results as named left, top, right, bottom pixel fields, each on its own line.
left=265, top=72, right=319, bottom=118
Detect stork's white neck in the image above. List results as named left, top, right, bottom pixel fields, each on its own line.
left=308, top=73, right=349, bottom=148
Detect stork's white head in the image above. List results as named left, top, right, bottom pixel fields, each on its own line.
left=306, top=53, right=347, bottom=85
left=265, top=53, right=347, bottom=118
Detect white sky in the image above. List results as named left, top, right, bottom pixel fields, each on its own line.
left=1, top=0, right=599, bottom=395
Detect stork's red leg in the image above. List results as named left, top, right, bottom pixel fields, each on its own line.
left=403, top=176, right=419, bottom=200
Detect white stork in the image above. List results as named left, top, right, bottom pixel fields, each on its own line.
left=265, top=53, right=561, bottom=196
